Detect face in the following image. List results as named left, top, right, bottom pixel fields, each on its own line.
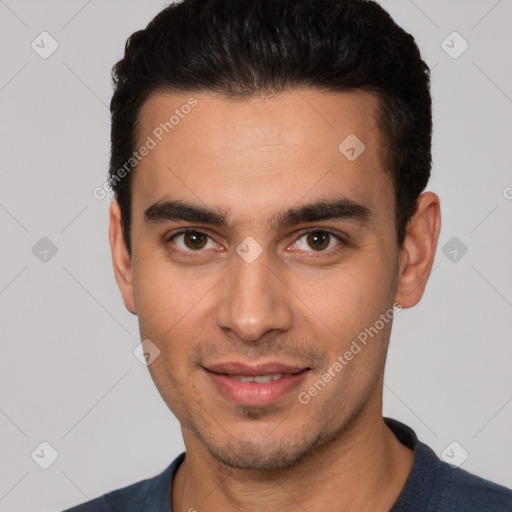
left=114, top=89, right=404, bottom=471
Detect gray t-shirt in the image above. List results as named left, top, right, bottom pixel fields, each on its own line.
left=62, top=418, right=512, bottom=511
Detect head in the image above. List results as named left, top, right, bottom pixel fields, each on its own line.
left=109, top=0, right=440, bottom=471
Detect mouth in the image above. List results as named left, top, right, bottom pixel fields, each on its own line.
left=226, top=373, right=294, bottom=383
left=203, top=362, right=311, bottom=407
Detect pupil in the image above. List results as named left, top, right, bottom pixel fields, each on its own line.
left=307, top=232, right=329, bottom=251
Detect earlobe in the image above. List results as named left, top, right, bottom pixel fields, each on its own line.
left=395, top=192, right=441, bottom=309
left=109, top=199, right=137, bottom=315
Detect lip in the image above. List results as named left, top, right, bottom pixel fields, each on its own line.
left=203, top=361, right=310, bottom=407
left=204, top=361, right=307, bottom=376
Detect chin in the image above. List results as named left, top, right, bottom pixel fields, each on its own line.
left=195, top=424, right=336, bottom=472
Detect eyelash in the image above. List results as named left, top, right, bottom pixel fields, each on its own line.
left=164, top=227, right=347, bottom=258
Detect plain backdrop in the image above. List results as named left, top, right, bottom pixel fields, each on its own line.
left=0, top=1, right=511, bottom=510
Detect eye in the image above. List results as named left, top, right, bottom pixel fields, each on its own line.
left=167, top=229, right=219, bottom=254
left=290, top=230, right=343, bottom=253
left=165, top=228, right=345, bottom=257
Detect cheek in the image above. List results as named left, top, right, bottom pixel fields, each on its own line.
left=131, top=256, right=222, bottom=390
left=132, top=252, right=210, bottom=337
left=291, top=255, right=394, bottom=339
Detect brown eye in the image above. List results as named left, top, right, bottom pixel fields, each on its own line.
left=292, top=230, right=342, bottom=253
left=183, top=231, right=208, bottom=250
left=306, top=231, right=330, bottom=251
left=168, top=230, right=216, bottom=253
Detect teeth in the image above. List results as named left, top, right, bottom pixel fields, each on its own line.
left=229, top=373, right=284, bottom=383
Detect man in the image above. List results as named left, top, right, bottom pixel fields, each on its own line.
left=64, top=0, right=512, bottom=510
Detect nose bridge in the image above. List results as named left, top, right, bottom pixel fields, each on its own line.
left=215, top=246, right=293, bottom=341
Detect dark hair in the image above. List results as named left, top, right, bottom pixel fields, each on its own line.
left=109, top=0, right=432, bottom=255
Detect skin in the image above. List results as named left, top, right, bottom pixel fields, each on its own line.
left=109, top=88, right=441, bottom=511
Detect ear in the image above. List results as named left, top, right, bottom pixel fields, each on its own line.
left=109, top=199, right=137, bottom=315
left=395, top=192, right=441, bottom=308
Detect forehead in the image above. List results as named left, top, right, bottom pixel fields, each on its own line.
left=131, top=88, right=393, bottom=225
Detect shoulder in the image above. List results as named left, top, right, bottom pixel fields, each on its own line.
left=435, top=461, right=512, bottom=511
left=61, top=453, right=185, bottom=512
left=384, top=418, right=512, bottom=512
left=61, top=476, right=155, bottom=512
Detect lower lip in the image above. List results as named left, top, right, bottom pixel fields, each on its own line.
left=204, top=368, right=310, bottom=407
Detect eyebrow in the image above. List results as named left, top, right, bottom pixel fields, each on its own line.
left=143, top=196, right=371, bottom=231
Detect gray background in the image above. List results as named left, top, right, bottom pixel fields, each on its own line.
left=0, top=0, right=511, bottom=510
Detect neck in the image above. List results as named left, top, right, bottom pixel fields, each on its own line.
left=172, top=400, right=413, bottom=512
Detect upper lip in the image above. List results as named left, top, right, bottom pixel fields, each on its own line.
left=204, top=361, right=309, bottom=376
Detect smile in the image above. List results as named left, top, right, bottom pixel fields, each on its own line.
left=203, top=365, right=310, bottom=406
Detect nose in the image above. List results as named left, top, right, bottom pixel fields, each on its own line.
left=215, top=248, right=294, bottom=342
